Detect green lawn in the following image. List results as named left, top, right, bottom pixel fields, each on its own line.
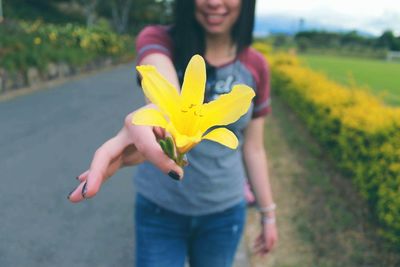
left=299, top=54, right=400, bottom=106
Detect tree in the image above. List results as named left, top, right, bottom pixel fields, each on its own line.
left=4, top=0, right=84, bottom=24
left=377, top=30, right=400, bottom=51
left=75, top=0, right=99, bottom=27
left=96, top=0, right=173, bottom=34
left=110, top=0, right=132, bottom=33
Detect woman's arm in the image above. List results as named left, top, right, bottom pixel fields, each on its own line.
left=243, top=117, right=278, bottom=255
left=68, top=53, right=183, bottom=203
left=243, top=117, right=274, bottom=211
left=139, top=53, right=180, bottom=90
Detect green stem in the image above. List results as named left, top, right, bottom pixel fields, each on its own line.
left=159, top=137, right=187, bottom=167
left=176, top=152, right=185, bottom=167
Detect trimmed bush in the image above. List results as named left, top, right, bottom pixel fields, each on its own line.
left=266, top=50, right=400, bottom=245
left=0, top=20, right=134, bottom=72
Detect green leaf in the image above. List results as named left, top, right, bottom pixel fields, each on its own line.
left=159, top=137, right=176, bottom=161
left=159, top=139, right=168, bottom=154
left=165, top=136, right=176, bottom=160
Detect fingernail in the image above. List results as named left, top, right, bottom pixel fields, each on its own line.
left=76, top=176, right=80, bottom=180
left=67, top=190, right=74, bottom=200
left=168, top=171, right=180, bottom=181
left=82, top=182, right=88, bottom=198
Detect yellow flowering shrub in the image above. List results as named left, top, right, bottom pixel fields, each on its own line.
left=252, top=42, right=272, bottom=55
left=1, top=20, right=134, bottom=72
left=266, top=49, right=400, bottom=245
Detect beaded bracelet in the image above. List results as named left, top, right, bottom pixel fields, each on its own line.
left=257, top=203, right=276, bottom=213
left=261, top=216, right=276, bottom=225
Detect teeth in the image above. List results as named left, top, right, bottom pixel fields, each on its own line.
left=207, top=15, right=224, bottom=19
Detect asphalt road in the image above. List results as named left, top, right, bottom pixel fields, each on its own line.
left=0, top=64, right=249, bottom=267
left=0, top=64, right=143, bottom=267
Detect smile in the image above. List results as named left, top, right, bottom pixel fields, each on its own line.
left=205, top=13, right=228, bottom=24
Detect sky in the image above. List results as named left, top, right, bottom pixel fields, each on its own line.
left=255, top=0, right=400, bottom=35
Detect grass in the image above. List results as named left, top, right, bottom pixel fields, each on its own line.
left=244, top=95, right=400, bottom=267
left=299, top=54, right=400, bottom=106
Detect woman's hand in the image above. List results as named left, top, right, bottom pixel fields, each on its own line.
left=253, top=219, right=278, bottom=256
left=67, top=111, right=183, bottom=203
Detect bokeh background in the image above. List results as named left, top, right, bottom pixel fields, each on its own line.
left=0, top=1, right=399, bottom=267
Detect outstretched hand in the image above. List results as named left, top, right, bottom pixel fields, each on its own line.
left=253, top=220, right=278, bottom=256
left=68, top=111, right=183, bottom=203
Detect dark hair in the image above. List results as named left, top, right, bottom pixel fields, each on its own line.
left=170, top=0, right=256, bottom=70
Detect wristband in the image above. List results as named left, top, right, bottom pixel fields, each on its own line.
left=261, top=216, right=276, bottom=225
left=257, top=203, right=276, bottom=213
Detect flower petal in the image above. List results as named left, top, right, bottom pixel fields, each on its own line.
left=131, top=108, right=168, bottom=128
left=136, top=65, right=180, bottom=118
left=174, top=131, right=202, bottom=154
left=202, top=127, right=238, bottom=149
left=180, top=55, right=206, bottom=109
left=199, top=84, right=255, bottom=132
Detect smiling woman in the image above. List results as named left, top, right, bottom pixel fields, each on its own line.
left=69, top=1, right=278, bottom=266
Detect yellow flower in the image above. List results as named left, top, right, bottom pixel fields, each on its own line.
left=80, top=38, right=90, bottom=49
left=49, top=32, right=57, bottom=42
left=34, top=37, right=42, bottom=45
left=132, top=55, right=255, bottom=154
left=108, top=46, right=119, bottom=54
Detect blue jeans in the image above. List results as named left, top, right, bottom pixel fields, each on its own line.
left=134, top=194, right=246, bottom=267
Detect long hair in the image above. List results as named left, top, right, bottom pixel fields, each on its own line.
left=170, top=0, right=256, bottom=70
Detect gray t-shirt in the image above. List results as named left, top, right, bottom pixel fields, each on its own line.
left=134, top=26, right=271, bottom=215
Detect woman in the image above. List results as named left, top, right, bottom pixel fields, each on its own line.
left=68, top=0, right=278, bottom=266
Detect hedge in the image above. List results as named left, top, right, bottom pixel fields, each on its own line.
left=0, top=20, right=135, bottom=72
left=265, top=49, right=400, bottom=245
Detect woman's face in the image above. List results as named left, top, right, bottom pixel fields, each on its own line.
left=195, top=0, right=242, bottom=36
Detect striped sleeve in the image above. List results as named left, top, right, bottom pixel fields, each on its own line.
left=252, top=54, right=271, bottom=118
left=135, top=25, right=173, bottom=65
left=240, top=48, right=271, bottom=118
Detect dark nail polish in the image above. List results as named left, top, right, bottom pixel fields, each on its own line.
left=67, top=190, right=74, bottom=200
left=82, top=182, right=88, bottom=198
left=76, top=176, right=80, bottom=180
left=168, top=171, right=180, bottom=181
